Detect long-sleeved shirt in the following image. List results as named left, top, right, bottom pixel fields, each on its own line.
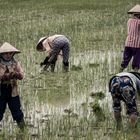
left=0, top=59, right=24, bottom=97
left=43, top=34, right=64, bottom=53
left=125, top=17, right=140, bottom=48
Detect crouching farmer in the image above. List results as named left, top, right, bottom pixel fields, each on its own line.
left=109, top=72, right=140, bottom=129
left=0, top=42, right=25, bottom=130
left=36, top=34, right=70, bottom=72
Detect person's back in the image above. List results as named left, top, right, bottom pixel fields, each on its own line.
left=116, top=72, right=140, bottom=94
left=125, top=18, right=140, bottom=48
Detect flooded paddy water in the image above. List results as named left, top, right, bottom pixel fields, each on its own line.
left=0, top=49, right=129, bottom=140
left=1, top=0, right=140, bottom=139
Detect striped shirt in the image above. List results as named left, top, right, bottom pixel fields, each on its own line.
left=125, top=17, right=140, bottom=48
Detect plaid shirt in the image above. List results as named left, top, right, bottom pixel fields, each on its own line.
left=43, top=35, right=64, bottom=53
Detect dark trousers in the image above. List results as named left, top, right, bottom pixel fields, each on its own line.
left=121, top=47, right=140, bottom=69
left=0, top=83, right=24, bottom=123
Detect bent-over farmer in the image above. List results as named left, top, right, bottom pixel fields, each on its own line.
left=109, top=72, right=140, bottom=129
left=36, top=34, right=70, bottom=72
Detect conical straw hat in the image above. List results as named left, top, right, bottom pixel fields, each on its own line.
left=128, top=4, right=140, bottom=14
left=36, top=36, right=47, bottom=51
left=0, top=42, right=20, bottom=53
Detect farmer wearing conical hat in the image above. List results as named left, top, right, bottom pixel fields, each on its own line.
left=120, top=4, right=140, bottom=72
left=0, top=42, right=25, bottom=130
left=36, top=34, right=70, bottom=72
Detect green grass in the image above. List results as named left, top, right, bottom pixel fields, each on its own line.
left=0, top=0, right=140, bottom=139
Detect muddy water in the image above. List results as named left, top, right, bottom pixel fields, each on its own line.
left=0, top=49, right=121, bottom=138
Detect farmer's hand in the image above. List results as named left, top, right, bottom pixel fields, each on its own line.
left=40, top=62, right=45, bottom=67
left=10, top=72, right=23, bottom=80
left=40, top=56, right=50, bottom=67
left=2, top=73, right=11, bottom=80
left=43, top=64, right=50, bottom=71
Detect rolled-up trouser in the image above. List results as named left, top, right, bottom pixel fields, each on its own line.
left=121, top=46, right=140, bottom=69
left=49, top=35, right=70, bottom=65
left=110, top=76, right=139, bottom=116
left=0, top=83, right=24, bottom=123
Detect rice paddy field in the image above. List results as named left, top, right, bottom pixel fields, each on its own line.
left=0, top=0, right=140, bottom=139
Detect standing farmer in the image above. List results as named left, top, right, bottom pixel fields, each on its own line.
left=36, top=34, right=70, bottom=72
left=120, top=4, right=140, bottom=72
left=109, top=72, right=140, bottom=129
left=0, top=42, right=25, bottom=130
